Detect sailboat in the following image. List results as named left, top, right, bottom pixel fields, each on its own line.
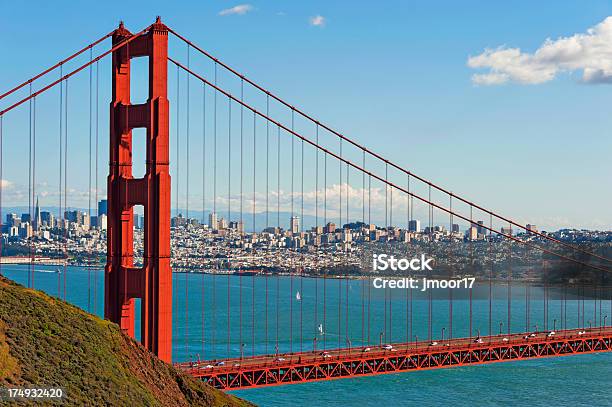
left=295, top=291, right=301, bottom=301
left=318, top=323, right=324, bottom=335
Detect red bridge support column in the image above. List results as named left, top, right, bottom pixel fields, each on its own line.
left=105, top=18, right=172, bottom=363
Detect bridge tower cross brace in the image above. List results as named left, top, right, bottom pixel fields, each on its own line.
left=104, top=17, right=172, bottom=363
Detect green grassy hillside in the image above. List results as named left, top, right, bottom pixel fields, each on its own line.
left=0, top=276, right=253, bottom=406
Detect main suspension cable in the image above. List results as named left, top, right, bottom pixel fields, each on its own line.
left=1, top=27, right=151, bottom=116
left=0, top=31, right=114, bottom=101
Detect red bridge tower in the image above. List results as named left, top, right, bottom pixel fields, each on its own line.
left=105, top=18, right=172, bottom=362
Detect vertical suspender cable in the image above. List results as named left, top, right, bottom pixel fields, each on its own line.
left=32, top=94, right=37, bottom=287
left=389, top=173, right=392, bottom=343
left=508, top=221, right=512, bottom=334
left=314, top=124, right=319, bottom=345
left=28, top=84, right=32, bottom=288
left=525, top=235, right=529, bottom=332
left=185, top=45, right=191, bottom=359
left=239, top=80, right=243, bottom=354
left=368, top=172, right=371, bottom=345
left=227, top=96, right=231, bottom=358
left=203, top=83, right=208, bottom=357
left=212, top=62, right=217, bottom=355
left=338, top=139, right=343, bottom=349
left=58, top=65, right=63, bottom=298
left=363, top=151, right=366, bottom=346
left=265, top=94, right=269, bottom=354
left=276, top=125, right=280, bottom=355
left=408, top=175, right=413, bottom=343
left=345, top=163, right=349, bottom=348
left=544, top=259, right=548, bottom=331
left=88, top=47, right=93, bottom=312
left=94, top=60, right=99, bottom=315
left=64, top=78, right=68, bottom=300
left=290, top=110, right=294, bottom=354
left=174, top=65, right=181, bottom=349
left=384, top=163, right=387, bottom=343
left=176, top=65, right=180, bottom=219
left=300, top=135, right=304, bottom=353
left=449, top=194, right=453, bottom=339
left=252, top=111, right=256, bottom=356
left=323, top=151, right=327, bottom=350
left=428, top=184, right=432, bottom=341
left=186, top=45, right=190, bottom=221
left=469, top=204, right=473, bottom=337
left=489, top=213, right=493, bottom=337
left=563, top=282, right=567, bottom=331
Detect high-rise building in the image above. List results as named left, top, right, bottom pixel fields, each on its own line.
left=209, top=212, right=218, bottom=230
left=98, top=214, right=108, bottom=230
left=64, top=210, right=84, bottom=225
left=526, top=224, right=538, bottom=234
left=290, top=216, right=300, bottom=234
left=228, top=221, right=244, bottom=233
left=466, top=226, right=478, bottom=240
left=476, top=221, right=485, bottom=235
left=98, top=199, right=108, bottom=216
left=452, top=223, right=460, bottom=233
left=218, top=218, right=228, bottom=230
left=171, top=214, right=187, bottom=228
left=19, top=223, right=32, bottom=239
left=6, top=213, right=19, bottom=228
left=408, top=219, right=421, bottom=232
left=33, top=197, right=41, bottom=231
left=325, top=222, right=336, bottom=234
left=41, top=211, right=54, bottom=228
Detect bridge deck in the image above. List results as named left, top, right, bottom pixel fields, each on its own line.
left=177, top=328, right=612, bottom=390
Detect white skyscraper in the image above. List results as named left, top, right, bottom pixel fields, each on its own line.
left=209, top=212, right=218, bottom=230
left=290, top=216, right=300, bottom=234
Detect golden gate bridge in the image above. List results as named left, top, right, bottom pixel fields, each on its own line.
left=0, top=18, right=611, bottom=390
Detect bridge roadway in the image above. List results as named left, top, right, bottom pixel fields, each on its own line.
left=177, top=327, right=612, bottom=390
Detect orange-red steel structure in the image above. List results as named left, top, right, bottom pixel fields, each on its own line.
left=104, top=18, right=173, bottom=362
left=180, top=328, right=612, bottom=390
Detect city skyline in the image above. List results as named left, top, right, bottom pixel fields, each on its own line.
left=0, top=196, right=596, bottom=236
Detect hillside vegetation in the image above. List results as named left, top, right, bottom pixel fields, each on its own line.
left=0, top=276, right=253, bottom=406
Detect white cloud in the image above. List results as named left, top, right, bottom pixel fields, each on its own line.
left=219, top=4, right=253, bottom=16
left=309, top=15, right=325, bottom=27
left=468, top=16, right=612, bottom=85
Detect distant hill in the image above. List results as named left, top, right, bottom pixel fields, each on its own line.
left=0, top=276, right=253, bottom=406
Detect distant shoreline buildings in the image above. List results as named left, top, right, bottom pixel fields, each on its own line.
left=0, top=197, right=608, bottom=275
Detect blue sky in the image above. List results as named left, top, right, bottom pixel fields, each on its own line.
left=0, top=1, right=611, bottom=231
